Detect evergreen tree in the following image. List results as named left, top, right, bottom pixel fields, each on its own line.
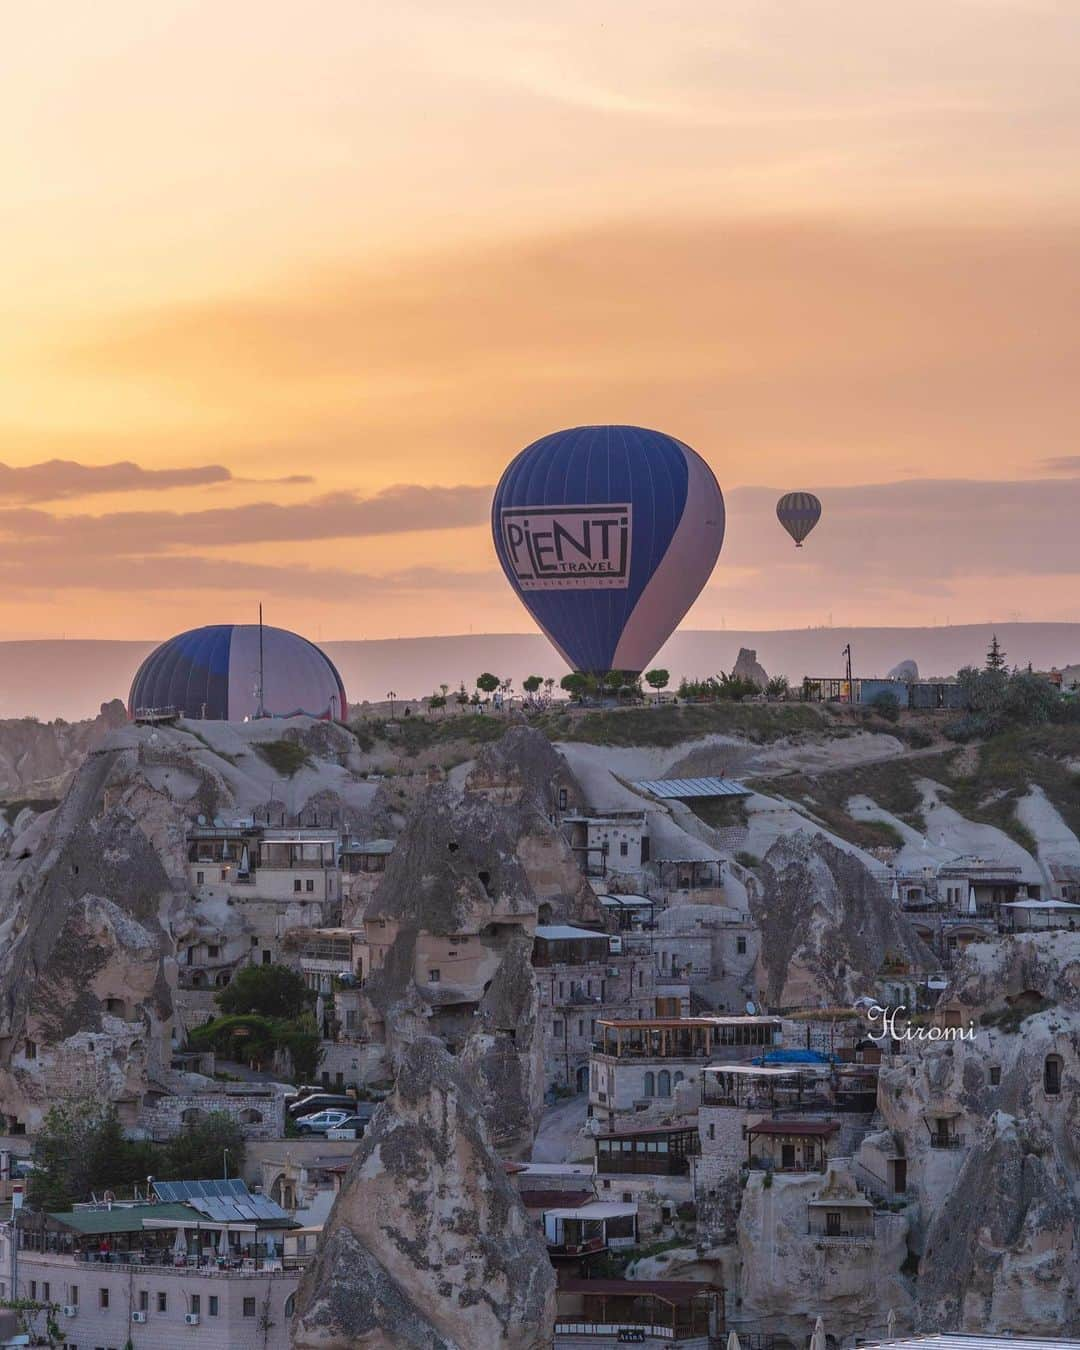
left=986, top=633, right=1007, bottom=670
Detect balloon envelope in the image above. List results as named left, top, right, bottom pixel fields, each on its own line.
left=776, top=491, right=821, bottom=546
left=128, top=624, right=348, bottom=721
left=492, top=425, right=725, bottom=674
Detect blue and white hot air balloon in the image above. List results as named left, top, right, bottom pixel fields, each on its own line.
left=128, top=623, right=348, bottom=721
left=491, top=425, right=725, bottom=675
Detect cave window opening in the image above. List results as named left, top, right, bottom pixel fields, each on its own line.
left=1044, top=1054, right=1063, bottom=1096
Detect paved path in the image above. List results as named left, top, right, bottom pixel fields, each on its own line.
left=531, top=1093, right=589, bottom=1163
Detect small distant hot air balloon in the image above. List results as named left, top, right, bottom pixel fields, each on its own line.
left=492, top=426, right=725, bottom=675
left=776, top=491, right=821, bottom=547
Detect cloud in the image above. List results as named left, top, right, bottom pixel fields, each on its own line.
left=1040, top=455, right=1080, bottom=473
left=0, top=458, right=314, bottom=502
left=0, top=482, right=491, bottom=555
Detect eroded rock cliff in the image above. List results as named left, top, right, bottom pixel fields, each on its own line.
left=291, top=1036, right=555, bottom=1349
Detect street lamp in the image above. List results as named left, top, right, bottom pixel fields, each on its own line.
left=387, top=690, right=397, bottom=719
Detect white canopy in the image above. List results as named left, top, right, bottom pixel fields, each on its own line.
left=543, top=1202, right=637, bottom=1220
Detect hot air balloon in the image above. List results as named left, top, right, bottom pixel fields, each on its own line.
left=491, top=425, right=725, bottom=675
left=776, top=491, right=821, bottom=547
left=128, top=623, right=348, bottom=721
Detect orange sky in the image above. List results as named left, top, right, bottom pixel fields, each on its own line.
left=2, top=0, right=1079, bottom=640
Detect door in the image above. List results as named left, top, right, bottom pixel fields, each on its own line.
left=781, top=1143, right=796, bottom=1169
left=893, top=1159, right=907, bottom=1193
left=826, top=1211, right=842, bottom=1236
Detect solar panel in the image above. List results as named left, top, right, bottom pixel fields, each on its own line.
left=633, top=777, right=750, bottom=800
left=152, top=1178, right=290, bottom=1223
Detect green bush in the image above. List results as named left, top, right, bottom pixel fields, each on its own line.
left=253, top=739, right=311, bottom=776
left=216, top=964, right=314, bottom=1020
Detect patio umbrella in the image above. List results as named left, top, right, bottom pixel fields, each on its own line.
left=726, top=1333, right=742, bottom=1350
left=218, top=1227, right=230, bottom=1259
left=172, top=1228, right=188, bottom=1259
left=890, top=876, right=899, bottom=903
left=967, top=884, right=977, bottom=915
left=809, top=1316, right=827, bottom=1350
left=886, top=1309, right=897, bottom=1339
left=265, top=1232, right=277, bottom=1259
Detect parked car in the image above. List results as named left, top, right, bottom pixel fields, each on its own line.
left=287, top=1094, right=356, bottom=1119
left=326, top=1110, right=375, bottom=1140
left=294, top=1109, right=354, bottom=1135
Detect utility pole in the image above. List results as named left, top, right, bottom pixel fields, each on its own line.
left=842, top=644, right=853, bottom=701
left=257, top=604, right=266, bottom=719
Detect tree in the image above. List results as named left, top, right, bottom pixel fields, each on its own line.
left=456, top=681, right=469, bottom=706
left=215, top=964, right=314, bottom=1021
left=161, top=1111, right=246, bottom=1181
left=560, top=672, right=588, bottom=700
left=543, top=677, right=555, bottom=695
left=765, top=675, right=789, bottom=698
left=986, top=633, right=1007, bottom=670
left=476, top=672, right=500, bottom=696
left=522, top=675, right=543, bottom=695
left=428, top=692, right=447, bottom=714
left=644, top=669, right=669, bottom=697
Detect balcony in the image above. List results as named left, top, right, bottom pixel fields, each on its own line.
left=929, top=1133, right=966, bottom=1150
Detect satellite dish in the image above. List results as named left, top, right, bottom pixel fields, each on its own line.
left=213, top=816, right=225, bottom=827
left=197, top=814, right=207, bottom=826
left=745, top=1000, right=757, bottom=1015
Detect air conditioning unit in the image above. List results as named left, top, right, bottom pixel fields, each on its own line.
left=185, top=1313, right=201, bottom=1326
left=131, top=1311, right=147, bottom=1323
left=62, top=1305, right=78, bottom=1318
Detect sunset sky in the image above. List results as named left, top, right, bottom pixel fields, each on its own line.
left=3, top=0, right=1080, bottom=641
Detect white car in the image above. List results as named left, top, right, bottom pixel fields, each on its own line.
left=295, top=1108, right=353, bottom=1135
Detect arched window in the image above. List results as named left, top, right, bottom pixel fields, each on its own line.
left=673, top=1071, right=684, bottom=1086
left=180, top=1108, right=207, bottom=1126
left=658, top=1070, right=671, bottom=1097
left=284, top=1294, right=296, bottom=1318
left=643, top=1071, right=655, bottom=1097
left=1045, top=1053, right=1063, bottom=1095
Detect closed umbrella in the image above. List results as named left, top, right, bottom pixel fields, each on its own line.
left=886, top=1309, right=897, bottom=1339
left=172, top=1228, right=188, bottom=1262
left=726, top=1333, right=742, bottom=1350
left=809, top=1317, right=827, bottom=1350
left=218, top=1227, right=230, bottom=1259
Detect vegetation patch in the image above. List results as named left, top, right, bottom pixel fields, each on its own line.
left=555, top=701, right=824, bottom=749
left=253, top=738, right=311, bottom=777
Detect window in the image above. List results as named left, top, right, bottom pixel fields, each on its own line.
left=658, top=1069, right=671, bottom=1097
left=989, top=1066, right=1001, bottom=1086
left=736, top=936, right=747, bottom=955
left=558, top=788, right=568, bottom=810
left=619, top=841, right=629, bottom=857
left=293, top=879, right=302, bottom=893
left=99, top=1289, right=109, bottom=1309
left=207, top=945, right=219, bottom=958
left=69, top=1286, right=79, bottom=1306
left=552, top=1020, right=563, bottom=1037
left=24, top=1040, right=36, bottom=1060
left=643, top=1071, right=656, bottom=1097
left=220, top=869, right=227, bottom=881
left=303, top=878, right=313, bottom=892
left=29, top=1281, right=36, bottom=1299
left=157, top=1292, right=167, bottom=1313
left=243, top=1298, right=257, bottom=1318
left=138, top=1291, right=148, bottom=1312
left=196, top=871, right=205, bottom=884
left=208, top=1296, right=219, bottom=1317
left=429, top=969, right=441, bottom=983
left=577, top=1020, right=584, bottom=1036
left=42, top=1282, right=50, bottom=1302
left=262, top=950, right=272, bottom=965
left=190, top=1295, right=201, bottom=1316
left=1045, top=1054, right=1063, bottom=1095
left=708, top=1123, right=715, bottom=1140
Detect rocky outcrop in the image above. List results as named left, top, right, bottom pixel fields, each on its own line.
left=874, top=933, right=1080, bottom=1332
left=737, top=1164, right=911, bottom=1340
left=0, top=700, right=127, bottom=800
left=750, top=831, right=933, bottom=1007
left=733, top=648, right=770, bottom=689
left=291, top=1037, right=556, bottom=1349
left=0, top=741, right=182, bottom=1128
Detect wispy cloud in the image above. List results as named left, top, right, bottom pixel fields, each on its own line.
left=0, top=458, right=314, bottom=502
left=0, top=482, right=491, bottom=556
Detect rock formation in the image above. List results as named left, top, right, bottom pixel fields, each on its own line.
left=291, top=1036, right=556, bottom=1349
left=737, top=1164, right=911, bottom=1340
left=732, top=648, right=770, bottom=689
left=0, top=699, right=127, bottom=800
left=750, top=831, right=933, bottom=1007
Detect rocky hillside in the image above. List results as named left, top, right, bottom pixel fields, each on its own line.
left=0, top=700, right=127, bottom=802
left=291, top=1037, right=555, bottom=1349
